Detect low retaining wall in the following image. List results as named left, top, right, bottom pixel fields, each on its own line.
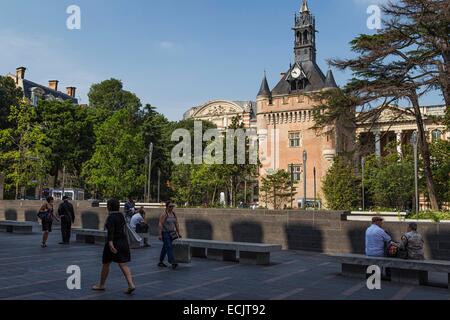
left=1, top=201, right=449, bottom=260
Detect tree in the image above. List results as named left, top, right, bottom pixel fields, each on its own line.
left=364, top=151, right=415, bottom=211
left=0, top=102, right=50, bottom=199
left=260, top=170, right=296, bottom=210
left=37, top=100, right=94, bottom=187
left=88, top=79, right=141, bottom=121
left=0, top=76, right=23, bottom=129
left=322, top=157, right=360, bottom=211
left=138, top=104, right=172, bottom=201
left=313, top=0, right=449, bottom=209
left=81, top=108, right=146, bottom=199
left=429, top=140, right=450, bottom=208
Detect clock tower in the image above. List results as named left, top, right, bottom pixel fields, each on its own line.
left=256, top=0, right=352, bottom=209
left=294, top=0, right=316, bottom=64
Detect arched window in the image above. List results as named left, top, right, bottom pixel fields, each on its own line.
left=296, top=31, right=302, bottom=44
left=303, top=30, right=308, bottom=44
left=432, top=129, right=442, bottom=142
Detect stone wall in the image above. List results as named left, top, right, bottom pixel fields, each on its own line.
left=1, top=201, right=449, bottom=260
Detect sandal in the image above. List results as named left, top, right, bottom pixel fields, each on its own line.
left=124, top=287, right=136, bottom=294
left=92, top=285, right=106, bottom=291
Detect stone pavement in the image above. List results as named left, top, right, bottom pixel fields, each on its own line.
left=0, top=227, right=449, bottom=300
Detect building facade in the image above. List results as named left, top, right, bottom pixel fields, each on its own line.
left=8, top=66, right=78, bottom=105
left=184, top=100, right=257, bottom=130
left=256, top=0, right=353, bottom=208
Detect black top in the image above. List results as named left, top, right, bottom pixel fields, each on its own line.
left=105, top=212, right=127, bottom=242
left=58, top=201, right=75, bottom=223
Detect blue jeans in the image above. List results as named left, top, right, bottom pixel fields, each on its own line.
left=159, top=231, right=175, bottom=264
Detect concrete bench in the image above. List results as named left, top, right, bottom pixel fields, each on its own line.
left=73, top=228, right=107, bottom=244
left=0, top=220, right=34, bottom=234
left=173, top=238, right=282, bottom=265
left=331, top=253, right=450, bottom=287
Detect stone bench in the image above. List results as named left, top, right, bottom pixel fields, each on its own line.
left=173, top=238, right=282, bottom=265
left=73, top=228, right=107, bottom=244
left=0, top=220, right=34, bottom=234
left=331, top=253, right=450, bottom=287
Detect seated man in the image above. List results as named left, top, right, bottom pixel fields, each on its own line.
left=399, top=222, right=425, bottom=260
left=130, top=207, right=150, bottom=247
left=365, top=217, right=392, bottom=257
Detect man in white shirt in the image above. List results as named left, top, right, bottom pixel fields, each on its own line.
left=365, top=217, right=392, bottom=257
left=130, top=207, right=149, bottom=247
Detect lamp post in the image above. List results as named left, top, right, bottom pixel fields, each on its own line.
left=303, top=150, right=307, bottom=209
left=147, top=143, right=153, bottom=202
left=313, top=165, right=317, bottom=209
left=411, top=132, right=419, bottom=219
left=361, top=157, right=365, bottom=212
left=290, top=164, right=294, bottom=209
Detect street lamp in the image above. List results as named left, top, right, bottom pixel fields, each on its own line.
left=303, top=150, right=307, bottom=209
left=411, top=132, right=419, bottom=219
left=361, top=157, right=365, bottom=212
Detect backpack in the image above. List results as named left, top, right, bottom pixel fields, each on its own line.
left=386, top=243, right=398, bottom=258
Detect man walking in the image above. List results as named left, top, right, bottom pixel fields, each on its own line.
left=58, top=196, right=75, bottom=245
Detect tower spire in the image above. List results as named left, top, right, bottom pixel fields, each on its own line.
left=257, top=72, right=271, bottom=98
left=301, top=0, right=310, bottom=13
left=293, top=0, right=316, bottom=63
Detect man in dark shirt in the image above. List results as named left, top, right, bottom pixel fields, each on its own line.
left=58, top=196, right=75, bottom=244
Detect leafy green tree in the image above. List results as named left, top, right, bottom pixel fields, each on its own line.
left=322, top=157, right=360, bottom=211
left=138, top=104, right=172, bottom=201
left=82, top=108, right=146, bottom=199
left=88, top=79, right=141, bottom=121
left=429, top=140, right=450, bottom=208
left=364, top=152, right=414, bottom=211
left=37, top=100, right=95, bottom=187
left=260, top=170, right=296, bottom=210
left=0, top=76, right=23, bottom=129
left=0, top=102, right=50, bottom=199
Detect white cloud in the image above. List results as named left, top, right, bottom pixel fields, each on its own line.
left=157, top=41, right=176, bottom=50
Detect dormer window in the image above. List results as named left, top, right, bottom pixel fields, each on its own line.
left=30, top=87, right=44, bottom=106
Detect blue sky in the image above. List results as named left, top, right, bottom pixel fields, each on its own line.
left=0, top=0, right=444, bottom=120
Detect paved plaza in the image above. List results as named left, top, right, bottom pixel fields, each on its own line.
left=1, top=226, right=449, bottom=301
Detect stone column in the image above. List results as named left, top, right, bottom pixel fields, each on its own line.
left=374, top=131, right=381, bottom=157
left=396, top=130, right=403, bottom=156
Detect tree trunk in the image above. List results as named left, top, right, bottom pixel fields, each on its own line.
left=410, top=93, right=440, bottom=210
left=53, top=164, right=59, bottom=188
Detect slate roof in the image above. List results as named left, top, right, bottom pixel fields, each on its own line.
left=22, top=79, right=78, bottom=104
left=257, top=74, right=271, bottom=97
left=271, top=60, right=327, bottom=96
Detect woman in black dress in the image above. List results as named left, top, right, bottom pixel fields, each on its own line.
left=92, top=198, right=135, bottom=294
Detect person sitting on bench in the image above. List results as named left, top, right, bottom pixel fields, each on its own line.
left=398, top=222, right=425, bottom=260
left=130, top=207, right=149, bottom=246
left=365, top=217, right=392, bottom=257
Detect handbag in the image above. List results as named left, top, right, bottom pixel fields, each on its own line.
left=170, top=230, right=180, bottom=241
left=37, top=211, right=49, bottom=221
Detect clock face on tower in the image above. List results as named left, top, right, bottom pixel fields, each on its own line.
left=291, top=66, right=302, bottom=79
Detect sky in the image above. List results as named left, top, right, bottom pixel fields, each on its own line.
left=0, top=0, right=444, bottom=121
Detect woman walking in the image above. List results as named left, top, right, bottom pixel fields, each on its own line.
left=92, top=198, right=136, bottom=294
left=158, top=202, right=181, bottom=269
left=38, top=196, right=58, bottom=248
